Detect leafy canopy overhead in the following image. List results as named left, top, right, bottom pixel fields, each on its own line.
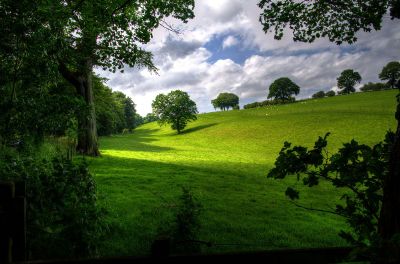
left=258, top=0, right=399, bottom=44
left=152, top=90, right=198, bottom=134
left=337, top=69, right=362, bottom=94
left=54, top=0, right=195, bottom=73
left=268, top=77, right=300, bottom=101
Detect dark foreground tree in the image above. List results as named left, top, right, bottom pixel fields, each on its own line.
left=258, top=0, right=400, bottom=261
left=337, top=69, right=362, bottom=94
left=31, top=0, right=195, bottom=156
left=268, top=77, right=300, bottom=101
left=379, top=61, right=400, bottom=89
left=211, top=93, right=239, bottom=111
left=152, top=90, right=198, bottom=134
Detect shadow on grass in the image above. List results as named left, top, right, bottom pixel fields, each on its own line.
left=101, top=129, right=174, bottom=152
left=179, top=123, right=218, bottom=135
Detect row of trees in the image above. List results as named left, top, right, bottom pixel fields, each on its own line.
left=93, top=76, right=140, bottom=136
left=312, top=61, right=400, bottom=98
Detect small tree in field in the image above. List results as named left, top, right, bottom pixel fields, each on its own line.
left=152, top=90, right=198, bottom=134
left=211, top=93, right=239, bottom=111
left=379, top=61, right=400, bottom=89
left=337, top=69, right=362, bottom=94
left=267, top=77, right=300, bottom=102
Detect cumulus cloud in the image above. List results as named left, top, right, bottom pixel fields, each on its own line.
left=222, top=36, right=239, bottom=49
left=97, top=0, right=400, bottom=115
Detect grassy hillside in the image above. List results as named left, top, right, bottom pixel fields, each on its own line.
left=89, top=90, right=397, bottom=257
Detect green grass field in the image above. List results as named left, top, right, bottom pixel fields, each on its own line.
left=89, top=90, right=397, bottom=257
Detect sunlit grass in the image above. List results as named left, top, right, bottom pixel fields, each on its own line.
left=89, top=90, right=397, bottom=257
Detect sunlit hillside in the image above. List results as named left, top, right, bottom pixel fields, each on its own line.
left=90, top=90, right=397, bottom=257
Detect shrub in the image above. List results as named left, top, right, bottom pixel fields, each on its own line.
left=0, top=150, right=106, bottom=260
left=360, top=82, right=390, bottom=92
left=326, top=90, right=336, bottom=97
left=233, top=104, right=240, bottom=110
left=312, top=91, right=325, bottom=98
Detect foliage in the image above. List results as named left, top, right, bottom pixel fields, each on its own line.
left=0, top=150, right=106, bottom=260
left=211, top=93, right=239, bottom=111
left=360, top=82, right=390, bottom=92
left=337, top=69, right=362, bottom=94
left=143, top=113, right=159, bottom=124
left=152, top=90, right=198, bottom=134
left=326, top=91, right=336, bottom=97
left=0, top=79, right=86, bottom=146
left=243, top=97, right=295, bottom=109
left=268, top=77, right=300, bottom=101
left=379, top=61, right=400, bottom=89
left=233, top=104, right=240, bottom=110
left=312, top=91, right=325, bottom=99
left=93, top=75, right=138, bottom=136
left=258, top=0, right=399, bottom=44
left=267, top=131, right=399, bottom=261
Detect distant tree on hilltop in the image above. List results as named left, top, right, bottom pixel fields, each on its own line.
left=268, top=77, right=300, bottom=102
left=337, top=69, right=362, bottom=94
left=312, top=91, right=325, bottom=99
left=379, top=61, right=400, bottom=89
left=211, top=93, right=239, bottom=111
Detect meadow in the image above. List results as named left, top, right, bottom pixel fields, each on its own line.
left=89, top=90, right=397, bottom=257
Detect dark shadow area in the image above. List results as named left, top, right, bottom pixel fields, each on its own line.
left=101, top=128, right=174, bottom=152
left=179, top=123, right=218, bottom=135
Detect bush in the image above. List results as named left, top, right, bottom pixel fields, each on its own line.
left=233, top=104, right=240, bottom=110
left=244, top=97, right=295, bottom=109
left=312, top=91, right=325, bottom=98
left=360, top=82, right=390, bottom=92
left=326, top=90, right=336, bottom=97
left=0, top=150, right=106, bottom=260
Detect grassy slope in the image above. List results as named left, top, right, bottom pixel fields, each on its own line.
left=89, top=90, right=397, bottom=257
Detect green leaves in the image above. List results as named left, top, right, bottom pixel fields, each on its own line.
left=258, top=0, right=393, bottom=44
left=152, top=90, right=198, bottom=134
left=337, top=69, right=362, bottom=94
left=267, top=130, right=393, bottom=246
left=268, top=77, right=300, bottom=101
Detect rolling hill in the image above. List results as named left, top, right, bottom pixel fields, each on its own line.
left=89, top=90, right=397, bottom=257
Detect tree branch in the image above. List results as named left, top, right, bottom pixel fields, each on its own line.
left=58, top=62, right=81, bottom=89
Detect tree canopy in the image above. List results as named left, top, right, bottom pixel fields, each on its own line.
left=258, top=0, right=400, bottom=44
left=268, top=77, right=300, bottom=101
left=211, top=93, right=239, bottom=111
left=379, top=61, right=400, bottom=89
left=152, top=90, right=198, bottom=134
left=1, top=0, right=195, bottom=156
left=337, top=69, right=362, bottom=94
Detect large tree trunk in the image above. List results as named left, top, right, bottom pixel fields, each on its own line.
left=58, top=60, right=100, bottom=156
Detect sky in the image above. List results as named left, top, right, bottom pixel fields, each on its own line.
left=97, top=0, right=400, bottom=116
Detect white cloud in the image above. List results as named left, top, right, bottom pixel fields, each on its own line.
left=222, top=36, right=239, bottom=49
left=97, top=0, right=400, bottom=116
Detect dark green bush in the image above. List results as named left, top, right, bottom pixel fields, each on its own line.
left=360, top=82, right=390, bottom=92
left=312, top=91, right=325, bottom=98
left=0, top=151, right=106, bottom=260
left=326, top=90, right=336, bottom=97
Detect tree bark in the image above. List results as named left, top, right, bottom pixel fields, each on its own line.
left=58, top=60, right=100, bottom=156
